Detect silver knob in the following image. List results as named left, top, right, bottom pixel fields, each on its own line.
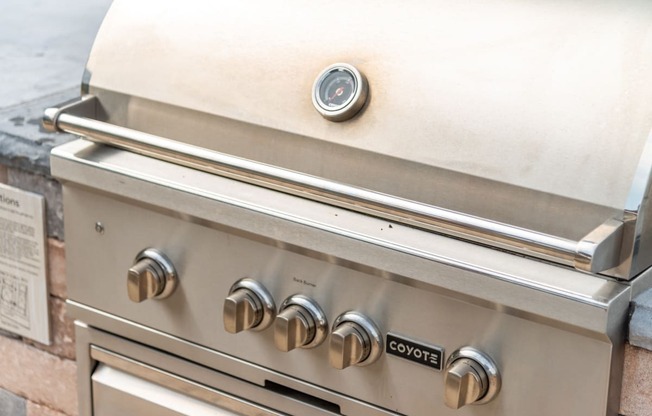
left=223, top=279, right=275, bottom=334
left=274, top=295, right=327, bottom=352
left=127, top=249, right=177, bottom=303
left=223, top=289, right=263, bottom=333
left=329, top=312, right=383, bottom=369
left=444, top=347, right=501, bottom=409
left=444, top=358, right=487, bottom=408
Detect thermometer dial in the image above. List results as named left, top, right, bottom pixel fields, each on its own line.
left=312, top=64, right=368, bottom=122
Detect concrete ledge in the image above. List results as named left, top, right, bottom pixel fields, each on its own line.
left=0, top=388, right=26, bottom=416
left=0, top=0, right=113, bottom=176
left=0, top=90, right=78, bottom=176
left=629, top=288, right=652, bottom=350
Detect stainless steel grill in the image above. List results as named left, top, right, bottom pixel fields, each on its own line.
left=45, top=1, right=652, bottom=415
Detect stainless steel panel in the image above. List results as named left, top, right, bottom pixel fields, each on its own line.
left=92, top=365, right=245, bottom=416
left=87, top=90, right=624, bottom=243
left=77, top=323, right=392, bottom=416
left=72, top=0, right=652, bottom=278
left=91, top=347, right=285, bottom=416
left=86, top=0, right=652, bottom=213
left=51, top=140, right=630, bottom=329
left=46, top=93, right=652, bottom=279
left=53, top=142, right=633, bottom=415
left=45, top=100, right=626, bottom=274
left=615, top=130, right=652, bottom=278
left=72, top=299, right=620, bottom=416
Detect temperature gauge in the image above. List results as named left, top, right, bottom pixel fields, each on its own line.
left=312, top=64, right=368, bottom=122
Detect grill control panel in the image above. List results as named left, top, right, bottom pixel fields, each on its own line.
left=64, top=159, right=627, bottom=416
left=123, top=244, right=506, bottom=412
left=222, top=281, right=388, bottom=370
left=220, top=277, right=500, bottom=408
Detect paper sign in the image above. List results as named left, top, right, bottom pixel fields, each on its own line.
left=0, top=183, right=50, bottom=344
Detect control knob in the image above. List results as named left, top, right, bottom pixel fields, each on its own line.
left=329, top=311, right=383, bottom=369
left=274, top=295, right=328, bottom=352
left=223, top=279, right=276, bottom=333
left=127, top=249, right=178, bottom=303
left=444, top=347, right=501, bottom=409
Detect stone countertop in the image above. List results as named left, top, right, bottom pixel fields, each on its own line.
left=630, top=289, right=652, bottom=350
left=0, top=0, right=112, bottom=176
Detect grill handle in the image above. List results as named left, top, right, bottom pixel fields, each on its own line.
left=44, top=95, right=623, bottom=274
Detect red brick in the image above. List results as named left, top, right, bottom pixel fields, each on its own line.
left=47, top=238, right=67, bottom=299
left=0, top=336, right=77, bottom=416
left=25, top=297, right=75, bottom=360
left=27, top=401, right=70, bottom=416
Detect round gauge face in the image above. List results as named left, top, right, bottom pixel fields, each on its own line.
left=312, top=63, right=368, bottom=122
left=318, top=68, right=357, bottom=110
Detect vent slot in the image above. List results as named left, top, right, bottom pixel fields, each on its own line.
left=264, top=380, right=341, bottom=415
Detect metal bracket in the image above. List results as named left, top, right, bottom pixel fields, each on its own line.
left=575, top=218, right=624, bottom=274
left=43, top=94, right=98, bottom=133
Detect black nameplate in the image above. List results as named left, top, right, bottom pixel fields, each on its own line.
left=386, top=333, right=444, bottom=371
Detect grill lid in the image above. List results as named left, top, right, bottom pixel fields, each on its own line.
left=47, top=0, right=652, bottom=279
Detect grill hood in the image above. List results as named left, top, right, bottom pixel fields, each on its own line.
left=50, top=0, right=652, bottom=279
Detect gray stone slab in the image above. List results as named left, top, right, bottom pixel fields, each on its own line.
left=0, top=0, right=112, bottom=109
left=0, top=89, right=79, bottom=176
left=629, top=288, right=652, bottom=350
left=0, top=0, right=112, bottom=174
left=0, top=388, right=25, bottom=416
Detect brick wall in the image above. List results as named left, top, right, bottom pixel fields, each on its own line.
left=0, top=164, right=76, bottom=416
